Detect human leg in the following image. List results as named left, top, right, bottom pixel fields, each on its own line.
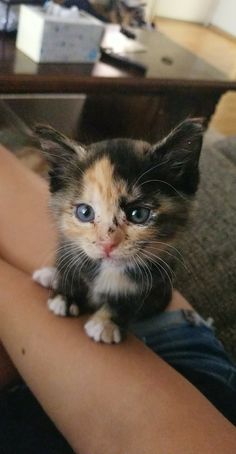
left=131, top=289, right=236, bottom=425
left=166, top=289, right=194, bottom=311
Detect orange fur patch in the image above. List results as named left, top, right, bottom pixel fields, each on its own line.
left=58, top=156, right=177, bottom=260
left=83, top=157, right=127, bottom=216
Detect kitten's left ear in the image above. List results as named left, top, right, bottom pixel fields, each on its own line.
left=151, top=118, right=204, bottom=194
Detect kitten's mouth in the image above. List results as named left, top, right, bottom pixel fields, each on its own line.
left=102, top=255, right=120, bottom=263
left=101, top=253, right=136, bottom=268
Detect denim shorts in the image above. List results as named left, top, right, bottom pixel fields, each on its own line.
left=0, top=310, right=235, bottom=453
left=131, top=309, right=236, bottom=425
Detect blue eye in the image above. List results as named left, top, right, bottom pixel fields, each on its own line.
left=75, top=204, right=95, bottom=222
left=126, top=207, right=151, bottom=224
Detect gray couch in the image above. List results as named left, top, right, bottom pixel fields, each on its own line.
left=176, top=135, right=236, bottom=360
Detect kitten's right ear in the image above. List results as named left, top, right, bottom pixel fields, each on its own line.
left=34, top=125, right=86, bottom=192
left=34, top=125, right=86, bottom=164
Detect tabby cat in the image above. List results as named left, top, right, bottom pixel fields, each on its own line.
left=33, top=119, right=203, bottom=343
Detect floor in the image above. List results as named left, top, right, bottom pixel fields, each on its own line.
left=156, top=18, right=236, bottom=136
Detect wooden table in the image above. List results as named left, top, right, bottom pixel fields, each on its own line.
left=1, top=25, right=235, bottom=142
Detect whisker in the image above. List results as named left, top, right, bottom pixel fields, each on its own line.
left=71, top=254, right=89, bottom=296
left=131, top=159, right=171, bottom=189
left=133, top=256, right=145, bottom=297
left=139, top=250, right=174, bottom=295
left=137, top=240, right=189, bottom=272
left=57, top=252, right=85, bottom=275
left=134, top=252, right=153, bottom=313
left=61, top=255, right=79, bottom=291
left=137, top=240, right=185, bottom=260
left=148, top=247, right=187, bottom=271
left=143, top=250, right=176, bottom=280
left=138, top=179, right=187, bottom=201
left=135, top=252, right=152, bottom=300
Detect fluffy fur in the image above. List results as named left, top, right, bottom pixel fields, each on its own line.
left=33, top=119, right=203, bottom=343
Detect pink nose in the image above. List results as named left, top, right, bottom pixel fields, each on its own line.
left=102, top=242, right=117, bottom=256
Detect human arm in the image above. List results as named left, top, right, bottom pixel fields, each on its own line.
left=0, top=258, right=235, bottom=454
left=0, top=144, right=235, bottom=454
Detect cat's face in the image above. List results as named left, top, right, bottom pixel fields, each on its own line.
left=35, top=119, right=203, bottom=267
left=58, top=153, right=164, bottom=263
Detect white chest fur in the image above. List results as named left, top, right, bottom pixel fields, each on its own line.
left=90, top=263, right=137, bottom=304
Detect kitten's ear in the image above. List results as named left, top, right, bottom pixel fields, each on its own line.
left=34, top=125, right=86, bottom=163
left=34, top=125, right=86, bottom=192
left=151, top=118, right=204, bottom=194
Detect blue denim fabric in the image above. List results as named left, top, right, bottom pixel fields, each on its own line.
left=131, top=310, right=236, bottom=424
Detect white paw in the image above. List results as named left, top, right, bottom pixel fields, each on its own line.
left=48, top=294, right=67, bottom=316
left=69, top=304, right=80, bottom=317
left=32, top=267, right=58, bottom=290
left=84, top=318, right=121, bottom=344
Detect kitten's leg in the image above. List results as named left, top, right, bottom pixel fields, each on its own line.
left=33, top=268, right=79, bottom=317
left=68, top=303, right=80, bottom=317
left=47, top=294, right=80, bottom=318
left=84, top=305, right=121, bottom=344
left=32, top=267, right=58, bottom=290
left=48, top=293, right=67, bottom=317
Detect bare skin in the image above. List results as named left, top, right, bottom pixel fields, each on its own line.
left=0, top=144, right=235, bottom=454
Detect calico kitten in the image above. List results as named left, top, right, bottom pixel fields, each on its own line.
left=33, top=119, right=203, bottom=343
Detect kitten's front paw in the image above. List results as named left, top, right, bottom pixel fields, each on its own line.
left=32, top=267, right=58, bottom=290
left=69, top=304, right=80, bottom=317
left=48, top=294, right=67, bottom=316
left=84, top=318, right=121, bottom=344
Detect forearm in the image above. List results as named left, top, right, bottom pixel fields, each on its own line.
left=0, top=259, right=235, bottom=454
left=0, top=145, right=57, bottom=274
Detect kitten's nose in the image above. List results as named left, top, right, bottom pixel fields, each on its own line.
left=102, top=241, right=117, bottom=257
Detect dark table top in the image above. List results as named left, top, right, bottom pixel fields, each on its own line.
left=0, top=24, right=235, bottom=95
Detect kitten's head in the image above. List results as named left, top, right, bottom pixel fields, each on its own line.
left=35, top=119, right=203, bottom=266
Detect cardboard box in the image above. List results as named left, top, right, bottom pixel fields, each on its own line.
left=16, top=5, right=105, bottom=63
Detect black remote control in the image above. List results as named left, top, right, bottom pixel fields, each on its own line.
left=120, top=27, right=136, bottom=40
left=101, top=48, right=147, bottom=74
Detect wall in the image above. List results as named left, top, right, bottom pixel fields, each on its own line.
left=153, top=0, right=217, bottom=24
left=211, top=0, right=236, bottom=37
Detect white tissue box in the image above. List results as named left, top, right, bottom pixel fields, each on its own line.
left=16, top=5, right=105, bottom=63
